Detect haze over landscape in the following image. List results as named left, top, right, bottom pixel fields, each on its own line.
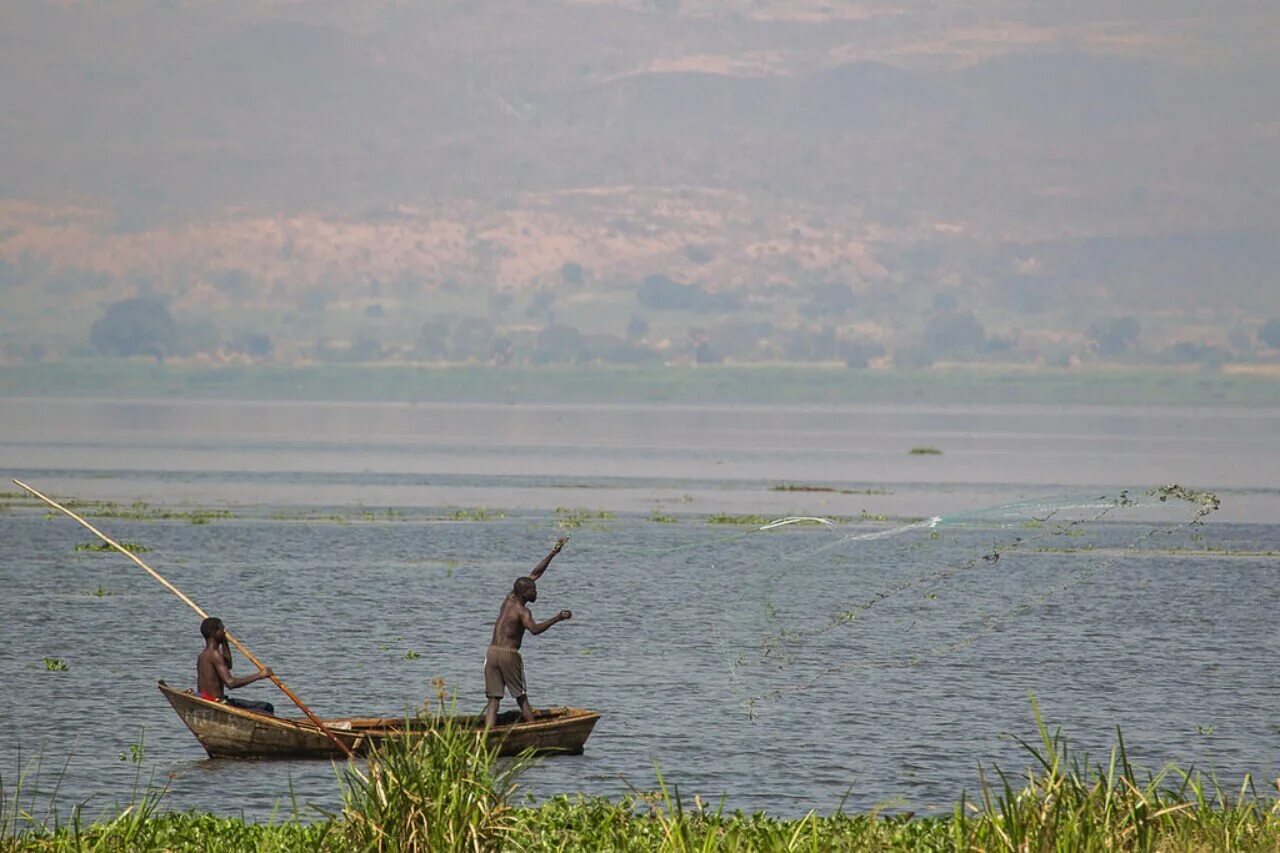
left=8, top=5, right=1280, bottom=844
left=2, top=0, right=1278, bottom=374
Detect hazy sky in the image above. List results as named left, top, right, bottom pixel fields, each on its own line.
left=2, top=0, right=1275, bottom=225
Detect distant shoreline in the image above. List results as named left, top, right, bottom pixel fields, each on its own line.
left=1, top=361, right=1277, bottom=407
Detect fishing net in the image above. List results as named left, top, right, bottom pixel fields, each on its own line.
left=677, top=485, right=1221, bottom=719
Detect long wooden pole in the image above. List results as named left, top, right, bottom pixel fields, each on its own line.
left=13, top=478, right=354, bottom=758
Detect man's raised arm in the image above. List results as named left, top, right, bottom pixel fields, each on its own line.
left=529, top=536, right=569, bottom=581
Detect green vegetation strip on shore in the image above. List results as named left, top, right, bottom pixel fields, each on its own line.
left=6, top=698, right=1280, bottom=851
left=3, top=362, right=1278, bottom=406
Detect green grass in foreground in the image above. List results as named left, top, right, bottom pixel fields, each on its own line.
left=5, top=698, right=1280, bottom=851
left=2, top=361, right=1278, bottom=406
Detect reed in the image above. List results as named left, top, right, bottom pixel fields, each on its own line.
left=338, top=700, right=538, bottom=852
left=7, top=698, right=1280, bottom=851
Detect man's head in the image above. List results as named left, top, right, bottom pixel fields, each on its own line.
left=513, top=576, right=537, bottom=603
left=200, top=616, right=225, bottom=642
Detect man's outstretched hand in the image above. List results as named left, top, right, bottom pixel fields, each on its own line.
left=532, top=535, right=570, bottom=580
left=558, top=610, right=573, bottom=621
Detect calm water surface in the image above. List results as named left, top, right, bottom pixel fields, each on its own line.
left=1, top=399, right=1278, bottom=819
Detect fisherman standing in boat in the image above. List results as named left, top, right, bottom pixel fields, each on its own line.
left=484, top=536, right=573, bottom=728
left=197, top=616, right=276, bottom=715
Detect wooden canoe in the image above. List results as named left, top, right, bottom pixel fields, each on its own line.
left=158, top=681, right=600, bottom=759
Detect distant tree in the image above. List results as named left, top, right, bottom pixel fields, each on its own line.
left=416, top=317, right=453, bottom=360
left=593, top=337, right=661, bottom=365
left=1259, top=318, right=1280, bottom=349
left=703, top=321, right=774, bottom=361
left=561, top=262, right=585, bottom=286
left=621, top=316, right=647, bottom=343
left=526, top=290, right=557, bottom=320
left=449, top=317, right=494, bottom=362
left=89, top=297, right=177, bottom=359
left=839, top=339, right=885, bottom=369
left=349, top=332, right=383, bottom=362
left=894, top=344, right=935, bottom=369
left=1088, top=316, right=1141, bottom=357
left=693, top=340, right=720, bottom=364
left=533, top=324, right=586, bottom=364
left=782, top=325, right=839, bottom=361
left=1162, top=341, right=1229, bottom=367
left=490, top=335, right=514, bottom=366
left=177, top=318, right=221, bottom=356
left=364, top=303, right=385, bottom=318
left=228, top=331, right=273, bottom=360
left=920, top=309, right=986, bottom=359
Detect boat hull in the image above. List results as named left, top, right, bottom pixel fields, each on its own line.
left=158, top=681, right=600, bottom=759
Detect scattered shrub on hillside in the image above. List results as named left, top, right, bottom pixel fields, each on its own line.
left=89, top=297, right=178, bottom=359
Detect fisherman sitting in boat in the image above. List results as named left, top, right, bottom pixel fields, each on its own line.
left=485, top=535, right=573, bottom=728
left=197, top=616, right=276, bottom=715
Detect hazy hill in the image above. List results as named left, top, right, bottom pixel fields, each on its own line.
left=1, top=0, right=1277, bottom=361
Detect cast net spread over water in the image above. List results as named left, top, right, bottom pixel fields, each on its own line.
left=680, top=485, right=1221, bottom=718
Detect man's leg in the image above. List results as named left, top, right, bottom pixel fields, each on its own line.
left=484, top=648, right=505, bottom=728
left=225, top=696, right=275, bottom=715
left=515, top=694, right=535, bottom=724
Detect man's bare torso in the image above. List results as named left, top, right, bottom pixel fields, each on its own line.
left=196, top=647, right=226, bottom=698
left=490, top=594, right=530, bottom=649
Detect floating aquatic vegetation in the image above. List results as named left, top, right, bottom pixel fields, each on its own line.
left=74, top=541, right=150, bottom=553
left=53, top=499, right=233, bottom=524
left=647, top=509, right=678, bottom=523
left=447, top=507, right=506, bottom=521
left=908, top=446, right=943, bottom=455
left=771, top=484, right=891, bottom=495
left=42, top=658, right=68, bottom=672
left=707, top=513, right=774, bottom=526
left=555, top=507, right=614, bottom=529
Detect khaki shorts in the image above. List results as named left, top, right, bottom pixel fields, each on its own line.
left=484, top=646, right=527, bottom=699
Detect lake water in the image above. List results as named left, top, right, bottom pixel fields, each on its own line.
left=1, top=398, right=1278, bottom=821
